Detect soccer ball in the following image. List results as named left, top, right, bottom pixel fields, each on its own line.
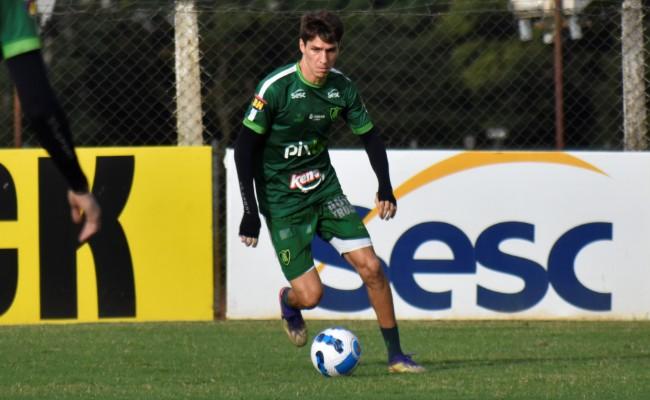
left=310, top=327, right=361, bottom=377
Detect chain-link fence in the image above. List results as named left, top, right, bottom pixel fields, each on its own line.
left=0, top=0, right=643, bottom=150
left=0, top=0, right=645, bottom=317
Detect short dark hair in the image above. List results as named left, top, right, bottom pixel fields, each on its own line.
left=299, top=11, right=344, bottom=45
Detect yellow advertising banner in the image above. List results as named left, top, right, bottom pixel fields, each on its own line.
left=0, top=146, right=213, bottom=324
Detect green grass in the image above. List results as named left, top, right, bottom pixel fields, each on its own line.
left=1, top=320, right=649, bottom=399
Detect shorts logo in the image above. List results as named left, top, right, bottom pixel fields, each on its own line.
left=325, top=195, right=356, bottom=218
left=279, top=250, right=291, bottom=266
left=251, top=95, right=267, bottom=111
left=289, top=169, right=323, bottom=192
left=290, top=89, right=306, bottom=100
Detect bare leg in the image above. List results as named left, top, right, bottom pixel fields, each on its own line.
left=279, top=267, right=322, bottom=347
left=344, top=246, right=396, bottom=328
left=287, top=267, right=323, bottom=309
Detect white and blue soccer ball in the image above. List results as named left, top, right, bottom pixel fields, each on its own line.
left=310, top=327, right=361, bottom=377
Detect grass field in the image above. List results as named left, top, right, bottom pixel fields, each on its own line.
left=1, top=320, right=649, bottom=399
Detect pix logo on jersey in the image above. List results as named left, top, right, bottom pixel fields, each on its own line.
left=251, top=95, right=267, bottom=111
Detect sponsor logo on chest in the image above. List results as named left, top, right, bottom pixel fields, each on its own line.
left=284, top=141, right=311, bottom=159
left=327, top=88, right=340, bottom=99
left=291, top=89, right=307, bottom=100
left=289, top=170, right=324, bottom=192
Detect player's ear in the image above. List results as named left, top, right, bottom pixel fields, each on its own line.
left=299, top=38, right=306, bottom=54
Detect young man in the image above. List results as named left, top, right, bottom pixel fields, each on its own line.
left=234, top=10, right=423, bottom=373
left=1, top=0, right=100, bottom=242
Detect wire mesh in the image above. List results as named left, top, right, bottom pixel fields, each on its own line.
left=0, top=0, right=639, bottom=150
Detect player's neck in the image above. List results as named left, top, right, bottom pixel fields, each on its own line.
left=298, top=60, right=327, bottom=86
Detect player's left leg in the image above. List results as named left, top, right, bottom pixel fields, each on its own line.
left=343, top=246, right=425, bottom=373
left=317, top=194, right=424, bottom=373
left=343, top=246, right=394, bottom=327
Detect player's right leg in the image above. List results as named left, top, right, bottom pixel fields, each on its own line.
left=267, top=210, right=321, bottom=347
left=279, top=268, right=322, bottom=347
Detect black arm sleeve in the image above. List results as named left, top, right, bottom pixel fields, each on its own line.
left=6, top=50, right=89, bottom=193
left=360, top=127, right=395, bottom=204
left=234, top=125, right=265, bottom=237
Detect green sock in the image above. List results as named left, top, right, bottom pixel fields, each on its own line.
left=380, top=326, right=403, bottom=361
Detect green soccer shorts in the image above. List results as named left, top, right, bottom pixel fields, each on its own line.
left=0, top=0, right=41, bottom=61
left=267, top=194, right=372, bottom=281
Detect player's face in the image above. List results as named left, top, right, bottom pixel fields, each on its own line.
left=299, top=36, right=339, bottom=84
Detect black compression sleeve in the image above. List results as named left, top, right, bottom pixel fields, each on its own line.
left=6, top=50, right=89, bottom=192
left=234, top=126, right=265, bottom=235
left=360, top=127, right=395, bottom=203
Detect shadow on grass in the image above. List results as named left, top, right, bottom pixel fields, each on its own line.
left=358, top=353, right=650, bottom=374
left=428, top=353, right=650, bottom=371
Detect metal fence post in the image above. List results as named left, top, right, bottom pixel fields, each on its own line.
left=622, top=0, right=648, bottom=150
left=174, top=0, right=204, bottom=146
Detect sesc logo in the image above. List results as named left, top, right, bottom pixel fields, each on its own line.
left=314, top=209, right=613, bottom=314
left=313, top=152, right=615, bottom=314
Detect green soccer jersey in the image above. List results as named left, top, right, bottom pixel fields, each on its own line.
left=0, top=0, right=41, bottom=60
left=243, top=62, right=373, bottom=218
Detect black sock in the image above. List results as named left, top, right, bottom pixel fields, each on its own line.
left=281, top=288, right=294, bottom=309
left=380, top=326, right=403, bottom=361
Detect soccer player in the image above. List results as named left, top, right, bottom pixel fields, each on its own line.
left=234, top=10, right=424, bottom=373
left=1, top=0, right=100, bottom=242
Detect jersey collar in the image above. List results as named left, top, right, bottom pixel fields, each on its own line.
left=296, top=62, right=327, bottom=88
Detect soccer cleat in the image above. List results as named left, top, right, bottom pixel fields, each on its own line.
left=279, top=287, right=308, bottom=347
left=388, top=354, right=426, bottom=374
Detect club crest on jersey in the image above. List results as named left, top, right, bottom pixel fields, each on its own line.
left=279, top=250, right=291, bottom=266
left=289, top=169, right=323, bottom=193
left=251, top=95, right=267, bottom=111
left=329, top=107, right=342, bottom=121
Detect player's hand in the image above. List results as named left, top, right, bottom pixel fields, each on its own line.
left=68, top=190, right=101, bottom=243
left=375, top=190, right=397, bottom=220
left=239, top=213, right=261, bottom=248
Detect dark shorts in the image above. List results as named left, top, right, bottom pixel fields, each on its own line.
left=0, top=0, right=41, bottom=60
left=267, top=194, right=371, bottom=281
